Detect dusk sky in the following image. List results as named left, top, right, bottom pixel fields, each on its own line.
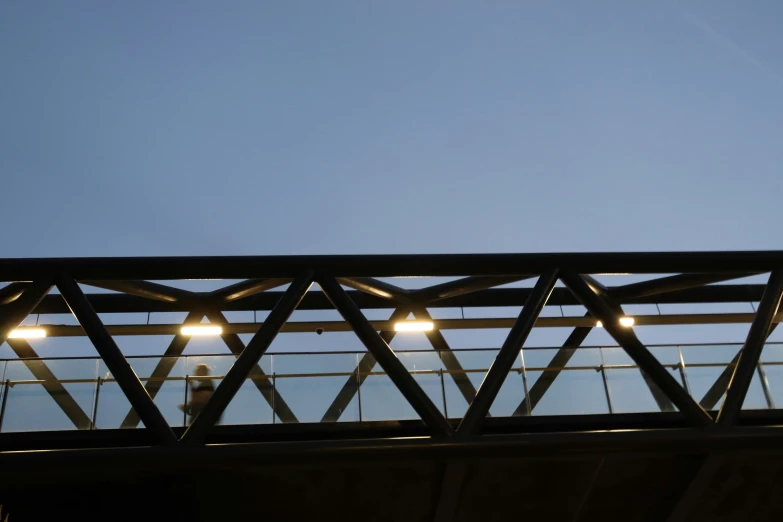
left=2, top=1, right=782, bottom=258
left=1, top=2, right=782, bottom=431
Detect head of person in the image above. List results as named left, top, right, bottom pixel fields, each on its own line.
left=194, top=364, right=210, bottom=377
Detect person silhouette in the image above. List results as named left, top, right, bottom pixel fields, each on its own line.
left=179, top=364, right=218, bottom=425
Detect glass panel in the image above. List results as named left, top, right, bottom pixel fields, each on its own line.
left=185, top=355, right=274, bottom=426
left=443, top=350, right=494, bottom=419
left=760, top=362, right=783, bottom=408
left=96, top=356, right=187, bottom=429
left=273, top=353, right=360, bottom=423
left=1, top=358, right=97, bottom=432
left=524, top=348, right=608, bottom=416
left=605, top=366, right=683, bottom=413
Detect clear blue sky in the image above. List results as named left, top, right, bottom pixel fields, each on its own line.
left=2, top=1, right=782, bottom=258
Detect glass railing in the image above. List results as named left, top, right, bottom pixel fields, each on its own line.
left=0, top=343, right=781, bottom=433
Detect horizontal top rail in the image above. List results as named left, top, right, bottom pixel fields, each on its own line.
left=1, top=342, right=781, bottom=363
left=2, top=250, right=783, bottom=280
left=6, top=361, right=783, bottom=386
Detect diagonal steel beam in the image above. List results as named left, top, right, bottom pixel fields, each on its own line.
left=561, top=270, right=712, bottom=426
left=6, top=338, right=92, bottom=430
left=512, top=273, right=744, bottom=416
left=0, top=283, right=28, bottom=306
left=513, top=314, right=593, bottom=416
left=700, top=323, right=778, bottom=410
left=717, top=270, right=783, bottom=425
left=458, top=269, right=559, bottom=434
left=330, top=277, right=479, bottom=419
left=0, top=279, right=54, bottom=347
left=318, top=272, right=454, bottom=437
left=107, top=280, right=299, bottom=424
left=210, top=278, right=290, bottom=303
left=414, top=276, right=530, bottom=302
left=181, top=271, right=314, bottom=444
left=611, top=273, right=754, bottom=300
left=582, top=276, right=675, bottom=412
left=79, top=280, right=190, bottom=303
left=56, top=276, right=177, bottom=445
left=321, top=307, right=408, bottom=422
left=412, top=308, right=478, bottom=413
left=206, top=309, right=298, bottom=423
left=120, top=311, right=201, bottom=429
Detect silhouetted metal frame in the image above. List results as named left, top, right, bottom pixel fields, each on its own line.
left=321, top=307, right=408, bottom=422
left=324, top=276, right=488, bottom=422
left=699, top=323, right=778, bottom=410
left=114, top=281, right=299, bottom=426
left=514, top=272, right=754, bottom=416
left=560, top=270, right=713, bottom=426
left=4, top=251, right=783, bottom=280
left=0, top=279, right=54, bottom=347
left=582, top=275, right=675, bottom=412
left=0, top=283, right=27, bottom=306
left=6, top=338, right=92, bottom=430
left=716, top=269, right=783, bottom=425
left=431, top=271, right=559, bottom=522
left=458, top=269, right=559, bottom=434
left=666, top=272, right=783, bottom=521
left=181, top=271, right=314, bottom=444
left=318, top=272, right=454, bottom=437
left=56, top=275, right=178, bottom=445
left=120, top=310, right=201, bottom=428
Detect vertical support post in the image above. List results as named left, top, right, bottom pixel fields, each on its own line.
left=356, top=360, right=363, bottom=423
left=57, top=275, right=177, bottom=445
left=91, top=378, right=103, bottom=430
left=520, top=348, right=532, bottom=416
left=183, top=375, right=190, bottom=426
left=677, top=346, right=691, bottom=396
left=757, top=363, right=775, bottom=410
left=440, top=368, right=448, bottom=419
left=458, top=269, right=559, bottom=435
left=599, top=348, right=613, bottom=414
left=272, top=373, right=276, bottom=425
left=0, top=380, right=9, bottom=433
left=181, top=270, right=314, bottom=444
left=718, top=269, right=783, bottom=425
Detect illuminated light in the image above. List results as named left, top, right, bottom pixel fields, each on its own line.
left=181, top=325, right=223, bottom=336
left=7, top=328, right=47, bottom=339
left=596, top=317, right=635, bottom=328
left=394, top=321, right=434, bottom=332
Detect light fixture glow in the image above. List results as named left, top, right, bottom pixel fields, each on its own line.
left=596, top=317, right=635, bottom=328
left=394, top=321, right=434, bottom=332
left=181, top=325, right=223, bottom=336
left=8, top=328, right=47, bottom=339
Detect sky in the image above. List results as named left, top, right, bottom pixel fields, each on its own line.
left=1, top=2, right=783, bottom=431
left=2, top=0, right=782, bottom=258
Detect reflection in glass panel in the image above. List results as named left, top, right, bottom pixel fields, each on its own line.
left=760, top=363, right=783, bottom=408
left=360, top=374, right=419, bottom=422
left=605, top=367, right=683, bottom=413
left=97, top=356, right=187, bottom=429
left=2, top=358, right=97, bottom=432
left=682, top=365, right=728, bottom=409
left=274, top=353, right=360, bottom=423
left=528, top=369, right=610, bottom=416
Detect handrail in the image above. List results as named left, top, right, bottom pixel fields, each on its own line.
left=2, top=341, right=782, bottom=363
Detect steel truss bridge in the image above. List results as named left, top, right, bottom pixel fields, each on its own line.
left=1, top=252, right=783, bottom=521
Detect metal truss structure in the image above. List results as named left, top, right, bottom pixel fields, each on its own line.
left=1, top=252, right=783, bottom=521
